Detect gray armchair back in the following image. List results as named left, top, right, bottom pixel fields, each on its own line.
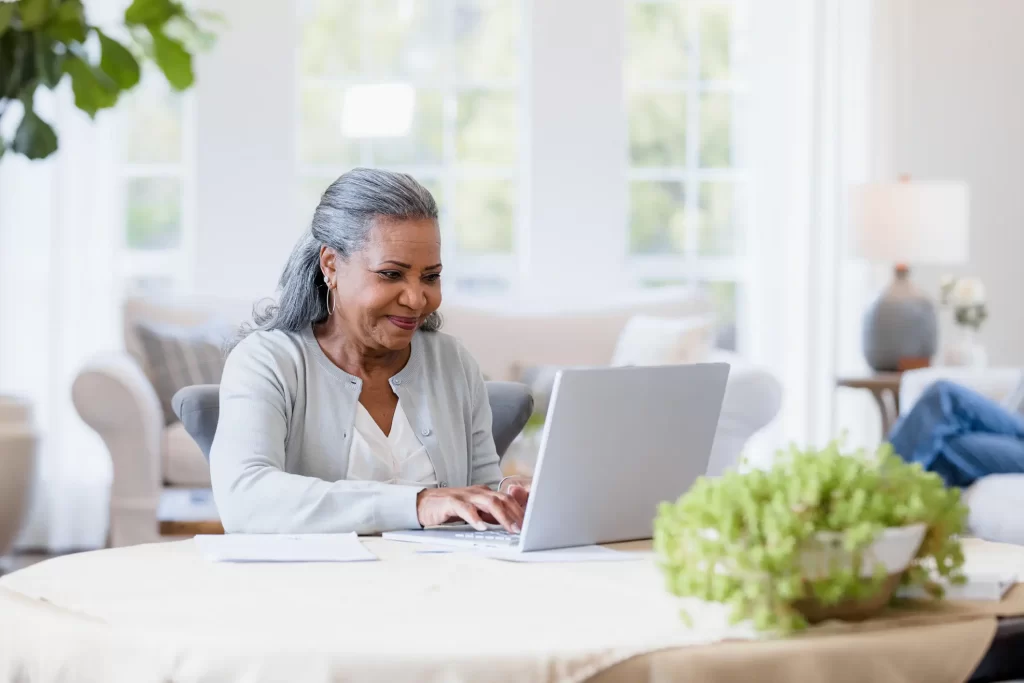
left=172, top=381, right=534, bottom=462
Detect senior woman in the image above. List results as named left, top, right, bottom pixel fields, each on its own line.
left=210, top=168, right=529, bottom=535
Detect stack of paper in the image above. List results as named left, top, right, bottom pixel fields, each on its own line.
left=194, top=532, right=377, bottom=563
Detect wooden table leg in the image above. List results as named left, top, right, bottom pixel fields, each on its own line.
left=869, top=388, right=900, bottom=436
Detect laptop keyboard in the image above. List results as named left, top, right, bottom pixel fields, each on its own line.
left=454, top=530, right=520, bottom=545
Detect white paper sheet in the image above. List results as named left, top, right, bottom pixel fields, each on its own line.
left=478, top=545, right=649, bottom=563
left=194, top=533, right=378, bottom=563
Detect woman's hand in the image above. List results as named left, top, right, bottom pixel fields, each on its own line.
left=416, top=485, right=524, bottom=533
left=499, top=475, right=532, bottom=511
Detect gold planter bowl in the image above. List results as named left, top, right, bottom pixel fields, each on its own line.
left=795, top=573, right=904, bottom=623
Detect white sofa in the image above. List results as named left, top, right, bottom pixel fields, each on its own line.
left=73, top=290, right=783, bottom=547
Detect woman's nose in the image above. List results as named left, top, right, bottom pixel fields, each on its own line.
left=398, top=283, right=427, bottom=310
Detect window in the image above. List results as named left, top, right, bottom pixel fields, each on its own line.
left=297, top=0, right=523, bottom=294
left=117, top=70, right=194, bottom=296
left=625, top=0, right=749, bottom=338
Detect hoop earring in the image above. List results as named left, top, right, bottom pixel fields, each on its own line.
left=324, top=276, right=336, bottom=316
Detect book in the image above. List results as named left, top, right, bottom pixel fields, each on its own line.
left=897, top=572, right=1017, bottom=602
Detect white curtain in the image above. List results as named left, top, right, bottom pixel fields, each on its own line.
left=0, top=86, right=119, bottom=551
left=743, top=0, right=889, bottom=463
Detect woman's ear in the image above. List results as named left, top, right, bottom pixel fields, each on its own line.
left=319, top=245, right=337, bottom=285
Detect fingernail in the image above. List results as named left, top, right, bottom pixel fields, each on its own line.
left=512, top=524, right=521, bottom=534
left=474, top=522, right=487, bottom=531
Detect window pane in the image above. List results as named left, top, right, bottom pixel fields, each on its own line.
left=456, top=91, right=517, bottom=164
left=125, top=178, right=182, bottom=250
left=701, top=280, right=739, bottom=350
left=629, top=181, right=687, bottom=254
left=454, top=0, right=521, bottom=82
left=626, top=1, right=690, bottom=83
left=299, top=86, right=361, bottom=165
left=697, top=182, right=741, bottom=256
left=366, top=0, right=447, bottom=79
left=699, top=4, right=733, bottom=81
left=629, top=92, right=687, bottom=167
left=418, top=177, right=444, bottom=217
left=300, top=0, right=362, bottom=77
left=121, top=80, right=181, bottom=164
left=370, top=90, right=444, bottom=165
left=699, top=92, right=733, bottom=168
left=453, top=277, right=509, bottom=295
left=705, top=281, right=737, bottom=321
left=453, top=178, right=514, bottom=253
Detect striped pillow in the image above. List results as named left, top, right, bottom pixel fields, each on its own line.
left=135, top=321, right=233, bottom=425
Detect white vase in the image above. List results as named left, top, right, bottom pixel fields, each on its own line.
left=940, top=326, right=988, bottom=368
left=0, top=396, right=38, bottom=558
left=800, top=523, right=927, bottom=580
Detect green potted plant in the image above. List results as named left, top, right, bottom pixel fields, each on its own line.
left=654, top=440, right=968, bottom=634
left=0, top=0, right=215, bottom=160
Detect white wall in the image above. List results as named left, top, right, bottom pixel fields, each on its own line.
left=883, top=0, right=1024, bottom=366
left=193, top=0, right=298, bottom=300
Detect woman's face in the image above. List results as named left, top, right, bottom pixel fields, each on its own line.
left=327, top=216, right=442, bottom=351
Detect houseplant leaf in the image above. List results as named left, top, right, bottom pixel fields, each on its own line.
left=0, top=33, right=18, bottom=97
left=43, top=0, right=87, bottom=44
left=54, top=0, right=84, bottom=23
left=0, top=5, right=16, bottom=38
left=2, top=31, right=34, bottom=100
left=63, top=53, right=119, bottom=117
left=18, top=0, right=56, bottom=30
left=98, top=31, right=140, bottom=90
left=124, top=0, right=179, bottom=27
left=34, top=35, right=63, bottom=88
left=149, top=25, right=192, bottom=90
left=12, top=106, right=59, bottom=159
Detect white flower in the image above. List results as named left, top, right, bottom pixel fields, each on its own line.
left=951, top=277, right=986, bottom=306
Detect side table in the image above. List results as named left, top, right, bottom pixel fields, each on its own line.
left=836, top=373, right=903, bottom=435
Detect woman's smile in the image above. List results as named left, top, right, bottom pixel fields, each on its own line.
left=387, top=315, right=419, bottom=331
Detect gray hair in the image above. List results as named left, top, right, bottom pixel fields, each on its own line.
left=238, top=168, right=442, bottom=344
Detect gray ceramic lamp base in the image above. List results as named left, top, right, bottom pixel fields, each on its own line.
left=862, top=267, right=937, bottom=372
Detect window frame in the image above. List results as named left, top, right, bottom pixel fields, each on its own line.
left=115, top=82, right=198, bottom=297
left=624, top=0, right=751, bottom=339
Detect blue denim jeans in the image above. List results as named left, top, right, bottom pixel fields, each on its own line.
left=888, top=380, right=1024, bottom=488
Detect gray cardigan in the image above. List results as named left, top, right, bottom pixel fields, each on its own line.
left=209, top=326, right=503, bottom=535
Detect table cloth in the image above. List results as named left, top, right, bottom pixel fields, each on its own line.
left=1, top=538, right=1022, bottom=683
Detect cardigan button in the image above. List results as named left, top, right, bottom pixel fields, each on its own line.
left=421, top=427, right=431, bottom=437
left=439, top=481, right=448, bottom=488
left=392, top=378, right=402, bottom=386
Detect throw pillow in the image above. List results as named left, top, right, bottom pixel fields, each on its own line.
left=135, top=320, right=235, bottom=425
left=610, top=314, right=717, bottom=367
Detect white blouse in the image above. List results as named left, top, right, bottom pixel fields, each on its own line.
left=345, top=401, right=438, bottom=487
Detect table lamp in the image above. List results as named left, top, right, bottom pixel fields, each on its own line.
left=849, top=178, right=970, bottom=372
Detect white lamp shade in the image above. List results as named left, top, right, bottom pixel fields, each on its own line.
left=849, top=181, right=970, bottom=264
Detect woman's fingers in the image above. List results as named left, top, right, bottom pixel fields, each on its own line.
left=508, top=484, right=530, bottom=509
left=452, top=500, right=488, bottom=531
left=470, top=491, right=523, bottom=533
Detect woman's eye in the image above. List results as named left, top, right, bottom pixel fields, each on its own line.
left=424, top=273, right=441, bottom=283
left=379, top=271, right=402, bottom=281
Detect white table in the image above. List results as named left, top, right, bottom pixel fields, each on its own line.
left=0, top=538, right=1019, bottom=683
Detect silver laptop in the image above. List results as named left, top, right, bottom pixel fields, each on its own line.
left=382, top=362, right=729, bottom=552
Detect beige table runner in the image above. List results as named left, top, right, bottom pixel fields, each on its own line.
left=0, top=538, right=1021, bottom=683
